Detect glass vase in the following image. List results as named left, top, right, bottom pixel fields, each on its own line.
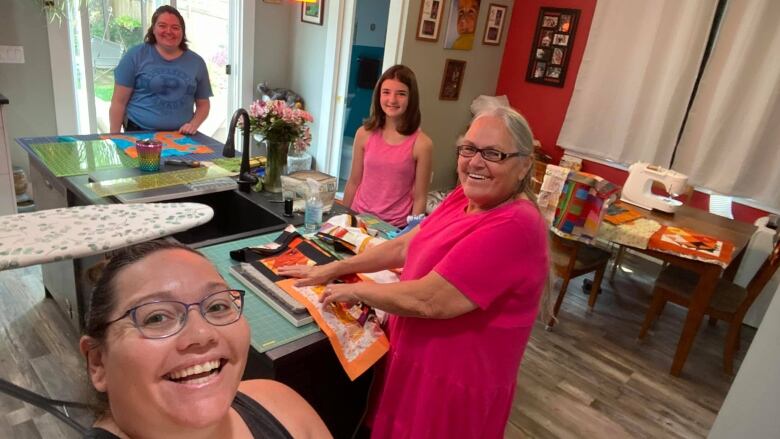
left=264, top=140, right=289, bottom=193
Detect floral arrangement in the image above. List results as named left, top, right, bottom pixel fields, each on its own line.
left=249, top=99, right=314, bottom=155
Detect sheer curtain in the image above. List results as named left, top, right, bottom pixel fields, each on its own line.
left=556, top=0, right=717, bottom=165
left=673, top=0, right=780, bottom=208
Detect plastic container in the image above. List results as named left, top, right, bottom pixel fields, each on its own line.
left=304, top=178, right=323, bottom=233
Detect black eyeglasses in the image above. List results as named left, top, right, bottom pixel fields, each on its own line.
left=456, top=145, right=522, bottom=162
left=104, top=289, right=245, bottom=339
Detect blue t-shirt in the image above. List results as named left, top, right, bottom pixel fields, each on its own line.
left=114, top=43, right=213, bottom=131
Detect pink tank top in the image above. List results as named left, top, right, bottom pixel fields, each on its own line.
left=352, top=129, right=419, bottom=227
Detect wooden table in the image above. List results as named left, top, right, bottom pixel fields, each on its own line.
left=607, top=205, right=756, bottom=376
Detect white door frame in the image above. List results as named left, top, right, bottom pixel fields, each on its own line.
left=315, top=0, right=408, bottom=176
left=47, top=0, right=254, bottom=135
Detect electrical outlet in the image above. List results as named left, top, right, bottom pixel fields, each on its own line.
left=0, top=46, right=25, bottom=64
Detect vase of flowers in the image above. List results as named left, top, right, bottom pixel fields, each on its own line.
left=249, top=99, right=313, bottom=192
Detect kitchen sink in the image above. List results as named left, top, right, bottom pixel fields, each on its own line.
left=159, top=190, right=287, bottom=248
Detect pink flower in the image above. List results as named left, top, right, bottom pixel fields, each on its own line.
left=248, top=99, right=314, bottom=154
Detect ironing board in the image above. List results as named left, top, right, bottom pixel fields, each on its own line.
left=0, top=203, right=213, bottom=270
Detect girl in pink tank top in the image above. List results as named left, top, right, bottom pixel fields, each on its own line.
left=343, top=65, right=433, bottom=227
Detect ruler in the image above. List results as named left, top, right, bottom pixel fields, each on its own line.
left=87, top=165, right=236, bottom=197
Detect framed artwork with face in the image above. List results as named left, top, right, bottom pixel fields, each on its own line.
left=526, top=7, right=580, bottom=87
left=443, top=0, right=482, bottom=50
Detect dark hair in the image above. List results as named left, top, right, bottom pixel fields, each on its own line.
left=144, top=5, right=188, bottom=51
left=83, top=240, right=202, bottom=342
left=363, top=65, right=421, bottom=135
left=80, top=240, right=203, bottom=415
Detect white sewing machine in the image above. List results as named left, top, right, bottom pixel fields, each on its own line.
left=620, top=162, right=688, bottom=213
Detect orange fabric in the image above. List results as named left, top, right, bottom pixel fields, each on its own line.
left=257, top=236, right=389, bottom=381
left=647, top=226, right=735, bottom=268
left=603, top=201, right=643, bottom=225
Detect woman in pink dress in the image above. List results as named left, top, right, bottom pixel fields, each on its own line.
left=342, top=65, right=433, bottom=227
left=279, top=105, right=551, bottom=438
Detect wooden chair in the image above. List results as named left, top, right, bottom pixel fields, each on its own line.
left=548, top=232, right=612, bottom=328
left=638, top=235, right=780, bottom=374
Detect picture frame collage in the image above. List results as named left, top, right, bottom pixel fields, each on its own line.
left=526, top=7, right=580, bottom=87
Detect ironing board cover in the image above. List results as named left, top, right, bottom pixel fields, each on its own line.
left=0, top=203, right=213, bottom=270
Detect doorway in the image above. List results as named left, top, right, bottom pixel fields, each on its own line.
left=336, top=0, right=391, bottom=192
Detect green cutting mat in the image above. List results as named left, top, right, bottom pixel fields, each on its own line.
left=31, top=140, right=138, bottom=177
left=199, top=231, right=319, bottom=353
left=87, top=165, right=235, bottom=197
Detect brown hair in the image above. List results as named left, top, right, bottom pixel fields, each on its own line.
left=144, top=5, right=189, bottom=51
left=83, top=240, right=202, bottom=342
left=363, top=65, right=421, bottom=135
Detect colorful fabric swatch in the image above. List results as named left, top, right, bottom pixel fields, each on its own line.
left=101, top=131, right=214, bottom=159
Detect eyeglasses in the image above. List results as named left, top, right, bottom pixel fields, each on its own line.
left=156, top=23, right=182, bottom=32
left=456, top=145, right=522, bottom=162
left=104, top=289, right=245, bottom=339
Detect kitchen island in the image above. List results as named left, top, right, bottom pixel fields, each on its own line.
left=17, top=131, right=384, bottom=438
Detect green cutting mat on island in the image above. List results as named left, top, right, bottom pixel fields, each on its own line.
left=199, top=231, right=320, bottom=353
left=31, top=140, right=138, bottom=177
left=86, top=165, right=235, bottom=197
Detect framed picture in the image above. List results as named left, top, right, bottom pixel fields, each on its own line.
left=301, top=0, right=324, bottom=25
left=443, top=0, right=481, bottom=50
left=482, top=3, right=507, bottom=46
left=416, top=0, right=446, bottom=41
left=439, top=59, right=466, bottom=100
left=526, top=7, right=579, bottom=87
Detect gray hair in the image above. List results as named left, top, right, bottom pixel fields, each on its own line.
left=473, top=105, right=535, bottom=157
left=471, top=106, right=555, bottom=324
left=471, top=106, right=536, bottom=200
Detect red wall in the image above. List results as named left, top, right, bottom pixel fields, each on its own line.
left=496, top=0, right=596, bottom=163
left=495, top=0, right=767, bottom=224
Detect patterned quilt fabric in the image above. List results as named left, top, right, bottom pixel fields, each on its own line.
left=647, top=226, right=735, bottom=268
left=553, top=172, right=621, bottom=241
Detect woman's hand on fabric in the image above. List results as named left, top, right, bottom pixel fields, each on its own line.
left=276, top=262, right=340, bottom=287
left=178, top=122, right=198, bottom=135
left=320, top=283, right=361, bottom=308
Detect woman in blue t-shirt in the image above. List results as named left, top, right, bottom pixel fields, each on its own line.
left=109, top=6, right=212, bottom=134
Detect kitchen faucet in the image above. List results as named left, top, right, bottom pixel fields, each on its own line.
left=223, top=108, right=259, bottom=192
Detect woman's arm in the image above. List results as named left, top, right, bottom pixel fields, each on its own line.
left=239, top=380, right=332, bottom=438
left=179, top=98, right=210, bottom=134
left=341, top=127, right=369, bottom=208
left=411, top=132, right=433, bottom=216
left=277, top=226, right=420, bottom=285
left=321, top=270, right=478, bottom=319
left=109, top=84, right=133, bottom=132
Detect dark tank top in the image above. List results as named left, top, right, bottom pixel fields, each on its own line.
left=83, top=391, right=293, bottom=438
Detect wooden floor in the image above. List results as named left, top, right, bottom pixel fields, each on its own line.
left=0, top=253, right=754, bottom=438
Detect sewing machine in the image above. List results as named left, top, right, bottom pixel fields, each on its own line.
left=620, top=162, right=688, bottom=213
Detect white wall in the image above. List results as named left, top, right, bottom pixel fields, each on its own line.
left=0, top=0, right=58, bottom=178
left=708, top=281, right=780, bottom=438
left=253, top=2, right=292, bottom=94
left=287, top=6, right=329, bottom=161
